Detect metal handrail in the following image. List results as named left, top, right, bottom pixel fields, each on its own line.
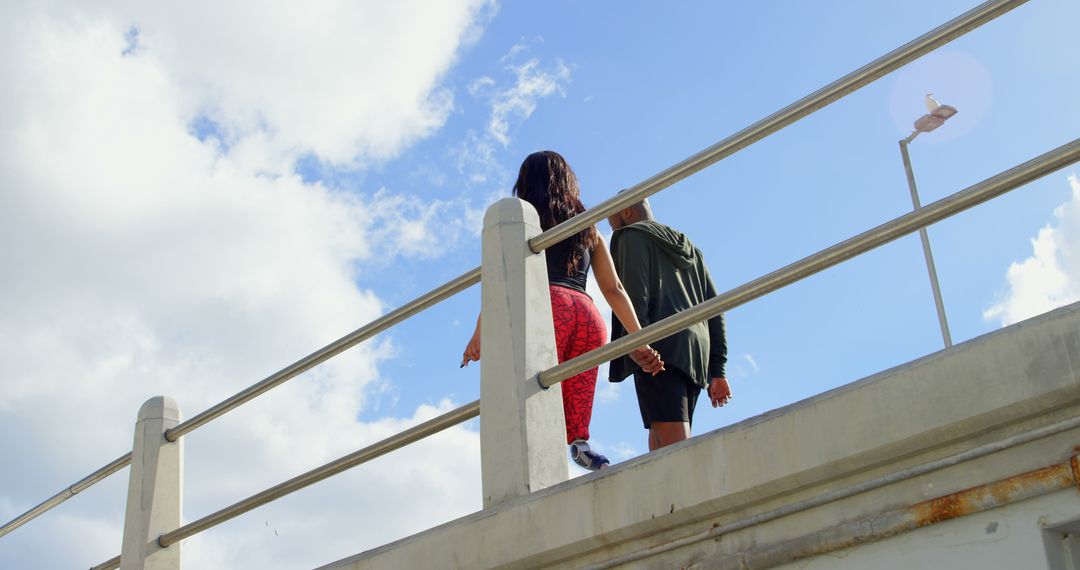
left=0, top=453, right=131, bottom=539
left=90, top=400, right=480, bottom=570
left=539, top=138, right=1080, bottom=387
left=90, top=556, right=119, bottom=570
left=1, top=266, right=479, bottom=539
left=527, top=0, right=1028, bottom=254
left=166, top=265, right=481, bottom=441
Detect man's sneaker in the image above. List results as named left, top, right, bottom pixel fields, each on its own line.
left=570, top=439, right=610, bottom=471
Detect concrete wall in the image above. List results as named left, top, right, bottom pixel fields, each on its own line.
left=772, top=490, right=1080, bottom=570
left=319, top=301, right=1080, bottom=570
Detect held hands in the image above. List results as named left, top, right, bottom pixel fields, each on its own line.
left=629, top=345, right=665, bottom=375
left=708, top=377, right=732, bottom=408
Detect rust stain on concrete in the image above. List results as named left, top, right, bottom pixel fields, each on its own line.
left=911, top=462, right=1075, bottom=528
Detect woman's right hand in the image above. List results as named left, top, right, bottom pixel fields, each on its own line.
left=461, top=315, right=482, bottom=367
left=462, top=330, right=481, bottom=367
left=630, top=345, right=664, bottom=375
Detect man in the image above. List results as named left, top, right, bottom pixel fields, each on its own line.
left=608, top=197, right=731, bottom=450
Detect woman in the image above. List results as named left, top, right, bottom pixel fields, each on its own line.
left=462, top=150, right=663, bottom=471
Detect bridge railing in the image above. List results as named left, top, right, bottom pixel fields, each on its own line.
left=3, top=1, right=1071, bottom=568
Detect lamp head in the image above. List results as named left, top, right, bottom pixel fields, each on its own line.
left=913, top=103, right=958, bottom=133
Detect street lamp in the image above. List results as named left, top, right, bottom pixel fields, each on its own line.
left=899, top=93, right=957, bottom=348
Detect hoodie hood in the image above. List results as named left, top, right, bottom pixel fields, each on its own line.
left=618, top=220, right=696, bottom=269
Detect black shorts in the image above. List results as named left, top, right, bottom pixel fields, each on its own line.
left=633, top=367, right=702, bottom=429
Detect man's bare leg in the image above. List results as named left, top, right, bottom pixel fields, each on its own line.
left=649, top=421, right=691, bottom=450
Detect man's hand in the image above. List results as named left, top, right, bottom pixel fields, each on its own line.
left=708, top=377, right=731, bottom=407
left=630, top=345, right=664, bottom=375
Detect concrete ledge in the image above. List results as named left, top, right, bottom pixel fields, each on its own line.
left=319, top=302, right=1080, bottom=570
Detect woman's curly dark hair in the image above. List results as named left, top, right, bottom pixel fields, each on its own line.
left=512, top=150, right=599, bottom=275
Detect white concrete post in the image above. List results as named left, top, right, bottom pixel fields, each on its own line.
left=480, top=198, right=568, bottom=508
left=120, top=396, right=183, bottom=570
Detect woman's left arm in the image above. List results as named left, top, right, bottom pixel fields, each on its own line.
left=592, top=236, right=664, bottom=374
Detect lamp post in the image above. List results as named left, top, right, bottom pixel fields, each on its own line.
left=899, top=94, right=957, bottom=348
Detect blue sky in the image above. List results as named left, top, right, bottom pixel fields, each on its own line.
left=1, top=1, right=1077, bottom=567
left=364, top=0, right=1080, bottom=455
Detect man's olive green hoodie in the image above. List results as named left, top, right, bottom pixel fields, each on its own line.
left=608, top=220, right=726, bottom=389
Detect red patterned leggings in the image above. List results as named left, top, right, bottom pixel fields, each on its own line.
left=550, top=285, right=607, bottom=444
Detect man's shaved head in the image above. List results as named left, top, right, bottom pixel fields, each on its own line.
left=626, top=199, right=653, bottom=223
left=607, top=192, right=654, bottom=231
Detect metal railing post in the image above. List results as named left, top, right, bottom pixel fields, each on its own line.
left=119, top=397, right=183, bottom=570
left=480, top=198, right=568, bottom=508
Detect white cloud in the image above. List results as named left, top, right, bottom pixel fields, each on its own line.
left=485, top=56, right=571, bottom=146
left=467, top=75, right=496, bottom=96
left=453, top=129, right=507, bottom=187
left=361, top=188, right=485, bottom=258
left=453, top=43, right=572, bottom=190
left=985, top=174, right=1080, bottom=326
left=594, top=369, right=624, bottom=404
left=85, top=1, right=486, bottom=166
left=744, top=354, right=759, bottom=374
left=0, top=1, right=491, bottom=568
left=609, top=441, right=641, bottom=461
left=499, top=42, right=530, bottom=63
left=728, top=353, right=759, bottom=380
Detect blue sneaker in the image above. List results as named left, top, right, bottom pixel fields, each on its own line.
left=570, top=439, right=609, bottom=471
